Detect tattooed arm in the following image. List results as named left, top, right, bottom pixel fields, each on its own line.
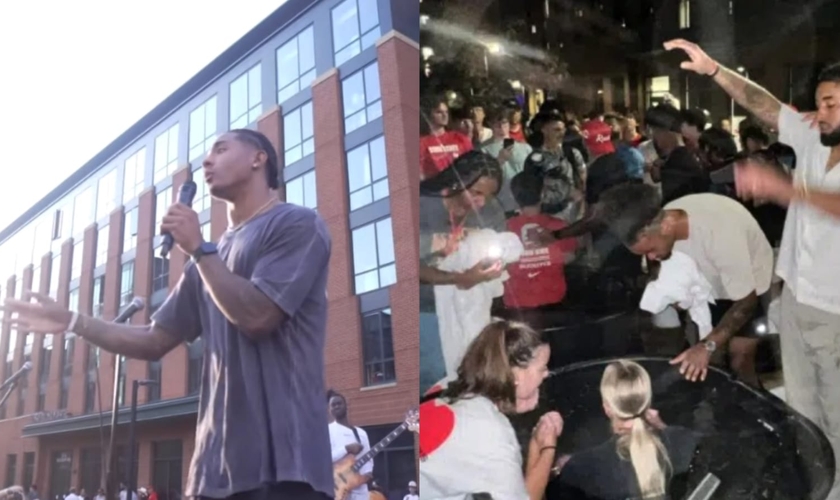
left=664, top=39, right=782, bottom=129
left=705, top=291, right=759, bottom=346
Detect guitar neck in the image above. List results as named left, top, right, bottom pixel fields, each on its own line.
left=352, top=422, right=409, bottom=472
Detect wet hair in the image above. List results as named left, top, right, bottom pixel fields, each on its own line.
left=644, top=104, right=682, bottom=133
left=739, top=125, right=770, bottom=148
left=230, top=129, right=280, bottom=189
left=680, top=108, right=708, bottom=132
left=601, top=360, right=672, bottom=499
left=441, top=320, right=546, bottom=415
left=817, top=62, right=840, bottom=85
left=510, top=170, right=543, bottom=208
left=699, top=127, right=738, bottom=162
left=597, top=183, right=664, bottom=246
left=420, top=150, right=503, bottom=197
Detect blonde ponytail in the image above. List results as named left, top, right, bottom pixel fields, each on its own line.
left=601, top=360, right=672, bottom=499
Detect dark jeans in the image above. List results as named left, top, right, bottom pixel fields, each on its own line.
left=197, top=482, right=329, bottom=500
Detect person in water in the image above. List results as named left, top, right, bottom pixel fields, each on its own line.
left=555, top=360, right=698, bottom=500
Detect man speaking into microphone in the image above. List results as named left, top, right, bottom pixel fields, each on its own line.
left=2, top=129, right=333, bottom=500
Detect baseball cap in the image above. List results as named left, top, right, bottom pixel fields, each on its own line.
left=581, top=119, right=615, bottom=157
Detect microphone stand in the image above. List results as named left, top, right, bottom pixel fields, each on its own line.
left=0, top=378, right=18, bottom=410
left=104, top=313, right=135, bottom=500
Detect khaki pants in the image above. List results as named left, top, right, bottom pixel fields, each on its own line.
left=780, top=286, right=840, bottom=500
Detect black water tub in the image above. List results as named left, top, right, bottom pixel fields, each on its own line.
left=509, top=357, right=835, bottom=500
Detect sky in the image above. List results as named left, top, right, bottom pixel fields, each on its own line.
left=0, top=0, right=286, bottom=231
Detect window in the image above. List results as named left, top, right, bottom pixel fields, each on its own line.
left=230, top=64, right=262, bottom=129
left=5, top=454, right=16, bottom=487
left=117, top=355, right=127, bottom=407
left=276, top=26, right=316, bottom=104
left=22, top=453, right=34, bottom=492
left=71, top=240, right=83, bottom=280
left=332, top=0, right=381, bottom=67
left=68, top=287, right=79, bottom=313
left=152, top=441, right=183, bottom=500
left=92, top=276, right=105, bottom=318
left=193, top=169, right=212, bottom=213
left=123, top=148, right=147, bottom=202
left=49, top=255, right=61, bottom=299
left=362, top=308, right=395, bottom=385
left=152, top=252, right=170, bottom=294
left=679, top=0, right=691, bottom=29
left=285, top=171, right=317, bottom=209
left=123, top=208, right=138, bottom=252
left=155, top=188, right=172, bottom=229
left=37, top=335, right=52, bottom=411
left=347, top=136, right=388, bottom=211
left=200, top=222, right=211, bottom=243
left=187, top=338, right=204, bottom=395
left=51, top=207, right=66, bottom=242
left=283, top=102, right=314, bottom=165
left=147, top=361, right=162, bottom=402
left=120, top=261, right=135, bottom=308
left=351, top=218, right=396, bottom=294
left=96, top=225, right=109, bottom=269
left=189, top=96, right=218, bottom=161
left=96, top=169, right=119, bottom=220
left=73, top=187, right=94, bottom=235
left=84, top=344, right=99, bottom=413
left=154, top=124, right=180, bottom=184
left=646, top=76, right=672, bottom=108
left=31, top=266, right=41, bottom=295
left=58, top=331, right=76, bottom=410
left=342, top=63, right=382, bottom=134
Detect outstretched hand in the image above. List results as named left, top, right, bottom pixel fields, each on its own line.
left=670, top=343, right=711, bottom=382
left=663, top=39, right=718, bottom=76
left=1, top=291, right=74, bottom=334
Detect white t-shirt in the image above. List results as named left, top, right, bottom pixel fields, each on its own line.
left=666, top=193, right=774, bottom=300
left=329, top=421, right=373, bottom=500
left=776, top=105, right=840, bottom=313
left=403, top=494, right=420, bottom=500
left=419, top=395, right=529, bottom=500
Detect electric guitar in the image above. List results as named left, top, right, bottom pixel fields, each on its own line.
left=334, top=408, right=419, bottom=500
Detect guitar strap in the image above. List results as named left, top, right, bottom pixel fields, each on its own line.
left=350, top=425, right=362, bottom=444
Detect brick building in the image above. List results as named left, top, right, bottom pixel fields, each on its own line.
left=0, top=0, right=420, bottom=498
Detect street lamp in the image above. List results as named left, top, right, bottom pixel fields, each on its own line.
left=127, top=379, right=159, bottom=500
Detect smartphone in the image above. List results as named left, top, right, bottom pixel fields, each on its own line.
left=503, top=138, right=515, bottom=149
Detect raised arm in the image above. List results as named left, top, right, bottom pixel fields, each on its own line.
left=664, top=39, right=782, bottom=129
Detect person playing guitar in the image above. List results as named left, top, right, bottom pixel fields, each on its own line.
left=329, top=391, right=373, bottom=500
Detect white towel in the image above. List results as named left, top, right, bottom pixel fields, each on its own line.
left=434, top=229, right=524, bottom=376
left=640, top=251, right=716, bottom=340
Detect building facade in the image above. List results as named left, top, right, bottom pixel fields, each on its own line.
left=0, top=0, right=420, bottom=498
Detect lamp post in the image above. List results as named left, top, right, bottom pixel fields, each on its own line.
left=127, top=379, right=158, bottom=500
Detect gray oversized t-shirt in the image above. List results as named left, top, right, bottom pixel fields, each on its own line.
left=152, top=202, right=333, bottom=499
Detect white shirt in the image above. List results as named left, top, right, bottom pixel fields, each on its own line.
left=329, top=421, right=373, bottom=500
left=119, top=491, right=138, bottom=500
left=666, top=193, right=774, bottom=300
left=404, top=494, right=419, bottom=500
left=420, top=396, right=529, bottom=500
left=65, top=495, right=82, bottom=500
left=776, top=105, right=840, bottom=313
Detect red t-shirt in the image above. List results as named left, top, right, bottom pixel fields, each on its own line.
left=503, top=214, right=578, bottom=309
left=420, top=131, right=473, bottom=179
left=509, top=126, right=527, bottom=143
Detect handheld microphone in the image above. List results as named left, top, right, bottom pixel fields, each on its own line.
left=0, top=361, right=32, bottom=392
left=160, top=180, right=198, bottom=258
left=113, top=297, right=146, bottom=324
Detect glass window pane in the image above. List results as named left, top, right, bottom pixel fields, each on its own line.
left=276, top=38, right=299, bottom=91
left=345, top=111, right=366, bottom=134
left=248, top=65, right=262, bottom=109
left=358, top=0, right=380, bottom=34
left=286, top=177, right=303, bottom=206
left=284, top=109, right=302, bottom=150
left=168, top=124, right=179, bottom=161
left=367, top=100, right=382, bottom=122
left=347, top=144, right=371, bottom=192
left=375, top=218, right=395, bottom=265
left=332, top=0, right=360, bottom=52
left=364, top=63, right=381, bottom=104
left=189, top=107, right=204, bottom=148
left=342, top=73, right=366, bottom=117
left=303, top=138, right=315, bottom=157
left=205, top=98, right=217, bottom=138
left=352, top=224, right=378, bottom=273
left=372, top=178, right=389, bottom=201
left=230, top=73, right=248, bottom=123
left=379, top=263, right=397, bottom=288
left=299, top=27, right=315, bottom=74
left=350, top=189, right=372, bottom=211
left=301, top=102, right=314, bottom=141
left=369, top=136, right=387, bottom=180
left=304, top=171, right=317, bottom=209
left=355, top=269, right=379, bottom=295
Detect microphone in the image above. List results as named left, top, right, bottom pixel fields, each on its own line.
left=113, top=297, right=145, bottom=324
left=0, top=361, right=32, bottom=391
left=160, top=180, right=198, bottom=258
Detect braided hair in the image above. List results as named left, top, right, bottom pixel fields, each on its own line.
left=230, top=128, right=280, bottom=189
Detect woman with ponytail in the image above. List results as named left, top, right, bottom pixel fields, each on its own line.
left=419, top=320, right=563, bottom=500
left=555, top=360, right=698, bottom=499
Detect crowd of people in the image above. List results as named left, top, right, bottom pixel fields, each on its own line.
left=419, top=38, right=840, bottom=500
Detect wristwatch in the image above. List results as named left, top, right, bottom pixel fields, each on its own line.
left=192, top=242, right=218, bottom=263
left=703, top=340, right=717, bottom=353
